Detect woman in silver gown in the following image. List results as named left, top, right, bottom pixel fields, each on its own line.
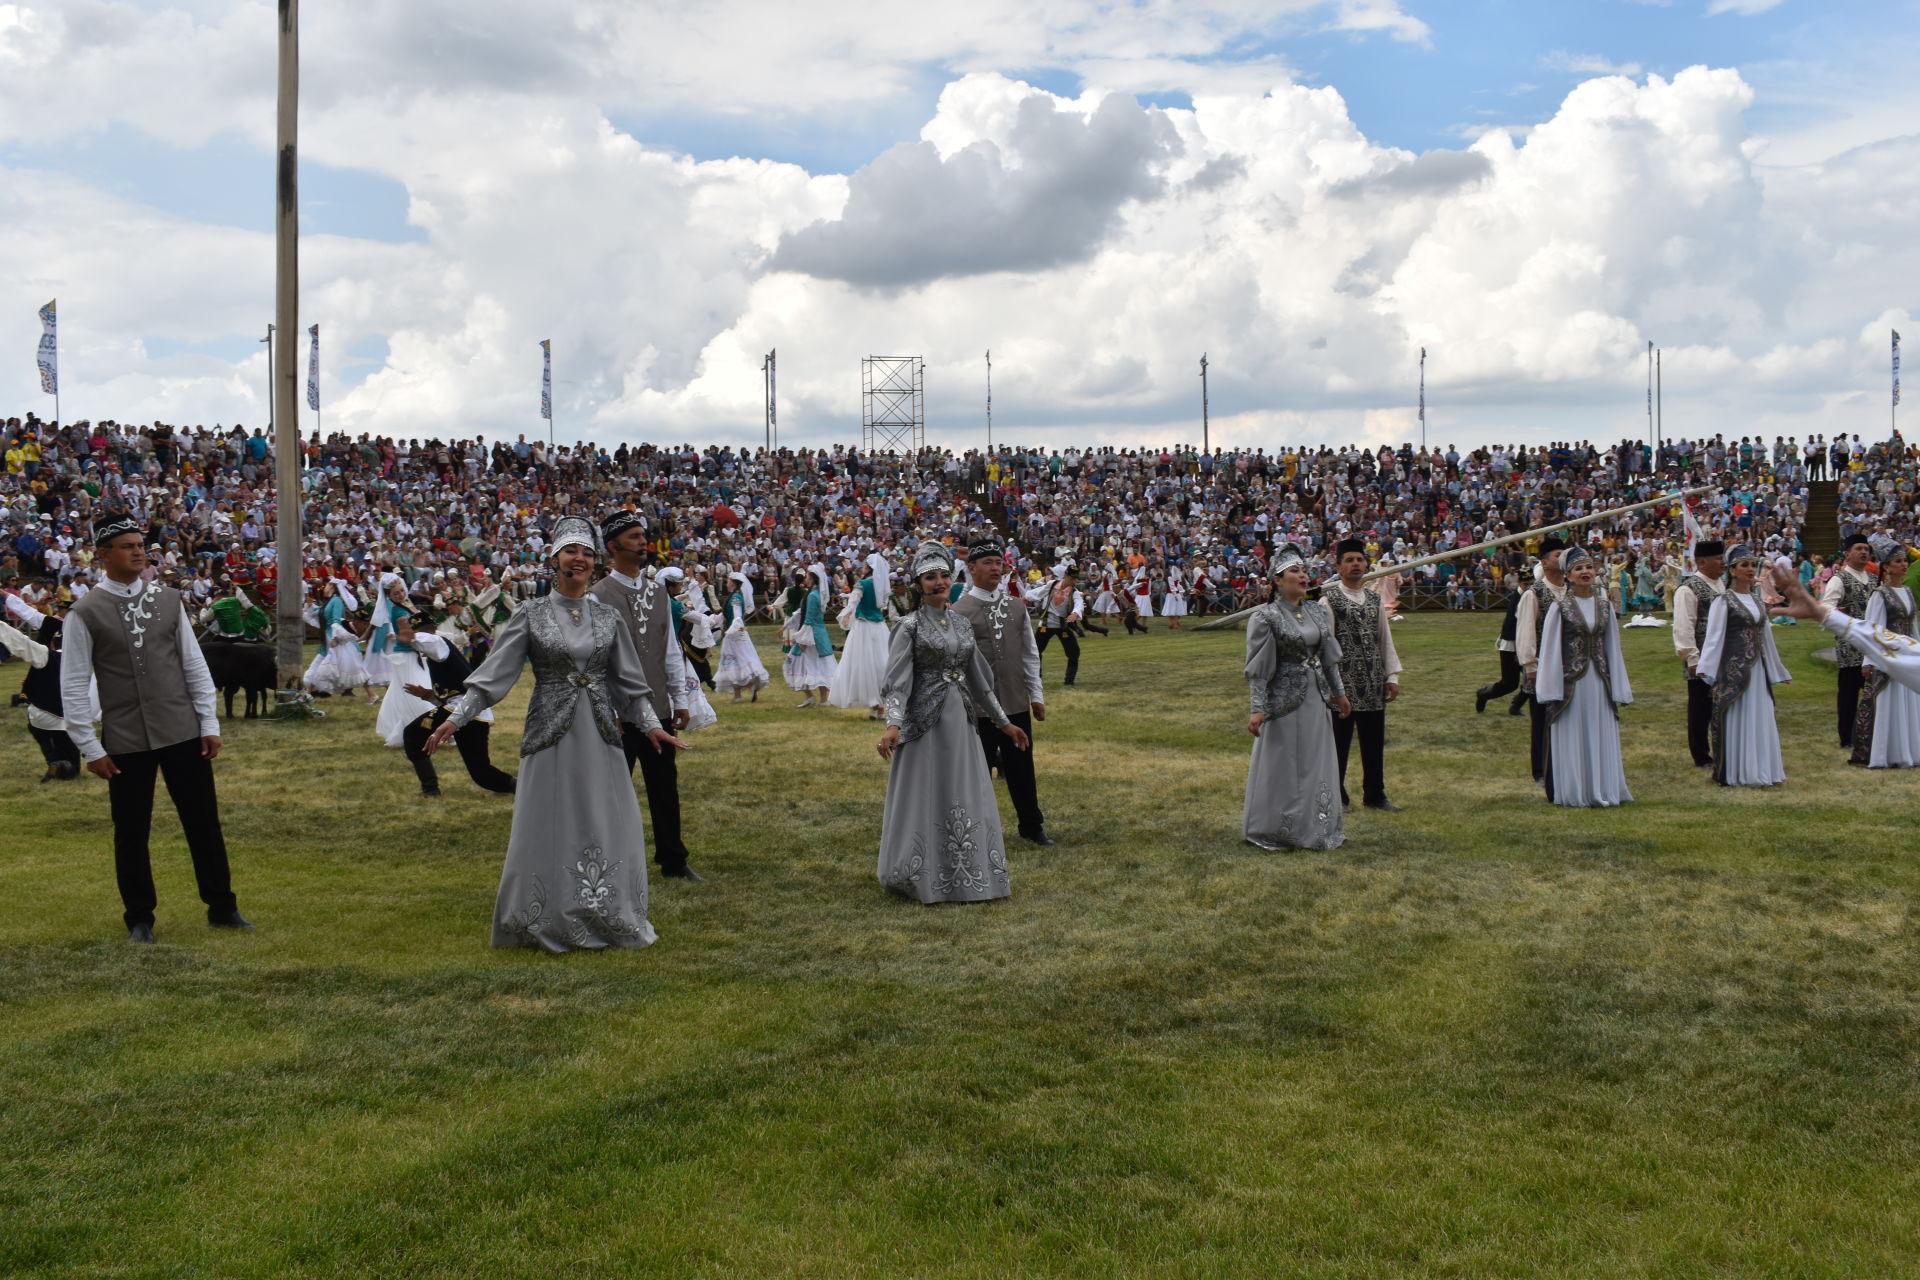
left=1244, top=546, right=1352, bottom=850
left=427, top=518, right=687, bottom=950
left=1697, top=543, right=1792, bottom=787
left=1535, top=546, right=1634, bottom=807
left=874, top=540, right=1030, bottom=904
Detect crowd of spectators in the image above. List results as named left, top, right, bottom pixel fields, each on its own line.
left=4, top=411, right=1916, bottom=627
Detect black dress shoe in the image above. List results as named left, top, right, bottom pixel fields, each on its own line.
left=1475, top=690, right=1490, bottom=714
left=208, top=910, right=255, bottom=930
left=1022, top=832, right=1057, bottom=846
left=661, top=866, right=707, bottom=882
left=127, top=923, right=155, bottom=944
left=1508, top=702, right=1527, bottom=716
left=1364, top=799, right=1403, bottom=812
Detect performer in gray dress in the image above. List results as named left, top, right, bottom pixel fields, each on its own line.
left=1244, top=546, right=1352, bottom=851
left=426, top=517, right=687, bottom=951
left=874, top=540, right=1029, bottom=904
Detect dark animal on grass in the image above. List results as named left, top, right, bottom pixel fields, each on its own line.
left=201, top=640, right=276, bottom=719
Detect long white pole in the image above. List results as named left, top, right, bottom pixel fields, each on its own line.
left=272, top=0, right=305, bottom=693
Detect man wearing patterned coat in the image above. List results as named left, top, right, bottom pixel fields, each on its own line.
left=1822, top=534, right=1877, bottom=749
left=1323, top=538, right=1403, bottom=812
left=1671, top=539, right=1727, bottom=769
left=950, top=538, right=1054, bottom=845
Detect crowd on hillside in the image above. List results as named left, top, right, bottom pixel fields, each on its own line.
left=4, top=412, right=1917, bottom=629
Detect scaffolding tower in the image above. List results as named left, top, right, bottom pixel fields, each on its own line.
left=862, top=356, right=924, bottom=454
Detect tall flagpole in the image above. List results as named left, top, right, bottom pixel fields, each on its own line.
left=1200, top=354, right=1210, bottom=455
left=1655, top=347, right=1662, bottom=453
left=271, top=0, right=307, bottom=702
left=1646, top=340, right=1654, bottom=445
left=1893, top=329, right=1902, bottom=439
left=985, top=349, right=992, bottom=453
left=1418, top=346, right=1427, bottom=453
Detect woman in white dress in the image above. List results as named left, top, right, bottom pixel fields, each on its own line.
left=302, top=580, right=370, bottom=696
left=1535, top=546, right=1633, bottom=807
left=828, top=551, right=893, bottom=717
left=658, top=567, right=719, bottom=732
left=714, top=570, right=769, bottom=702
left=426, top=517, right=686, bottom=951
left=1131, top=564, right=1155, bottom=618
left=374, top=590, right=438, bottom=748
left=1849, top=538, right=1919, bottom=768
left=789, top=563, right=839, bottom=707
left=1162, top=563, right=1188, bottom=628
left=1697, top=543, right=1792, bottom=787
left=1091, top=566, right=1120, bottom=622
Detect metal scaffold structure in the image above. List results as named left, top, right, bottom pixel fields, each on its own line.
left=862, top=356, right=924, bottom=454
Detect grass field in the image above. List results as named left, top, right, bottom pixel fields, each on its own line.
left=3, top=612, right=1917, bottom=1278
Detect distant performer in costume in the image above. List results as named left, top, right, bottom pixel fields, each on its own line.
left=593, top=510, right=704, bottom=881
left=828, top=552, right=893, bottom=718
left=1823, top=535, right=1877, bottom=748
left=874, top=540, right=1027, bottom=905
left=790, top=563, right=838, bottom=708
left=5, top=592, right=81, bottom=781
left=1243, top=546, right=1351, bottom=851
left=660, top=568, right=719, bottom=730
left=1324, top=539, right=1402, bottom=813
left=1473, top=579, right=1525, bottom=715
left=1035, top=566, right=1084, bottom=687
left=950, top=539, right=1053, bottom=846
left=1535, top=546, right=1633, bottom=807
left=396, top=610, right=516, bottom=798
left=1697, top=544, right=1791, bottom=788
left=1849, top=537, right=1919, bottom=768
left=1776, top=566, right=1920, bottom=698
left=427, top=517, right=687, bottom=951
left=62, top=516, right=249, bottom=943
left=1514, top=537, right=1570, bottom=785
left=714, top=571, right=769, bottom=702
left=1672, top=540, right=1727, bottom=769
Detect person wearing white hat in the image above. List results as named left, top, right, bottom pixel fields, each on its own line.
left=827, top=551, right=892, bottom=718
left=714, top=571, right=769, bottom=701
left=1697, top=544, right=1791, bottom=787
left=1847, top=537, right=1918, bottom=768
left=790, top=562, right=839, bottom=708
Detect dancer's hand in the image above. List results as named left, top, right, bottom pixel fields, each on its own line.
left=672, top=709, right=691, bottom=731
left=201, top=735, right=221, bottom=760
left=403, top=683, right=436, bottom=700
left=645, top=727, right=688, bottom=753
left=1247, top=712, right=1264, bottom=737
left=87, top=754, right=120, bottom=779
left=1332, top=696, right=1352, bottom=718
left=423, top=721, right=457, bottom=755
left=876, top=725, right=901, bottom=760
left=1029, top=702, right=1046, bottom=722
left=1002, top=723, right=1030, bottom=751
left=1771, top=566, right=1825, bottom=620
left=1384, top=682, right=1400, bottom=703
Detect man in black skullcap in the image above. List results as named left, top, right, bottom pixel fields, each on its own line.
left=1513, top=536, right=1569, bottom=790
left=949, top=538, right=1054, bottom=845
left=62, top=515, right=249, bottom=942
left=1672, top=539, right=1727, bottom=768
left=1821, top=534, right=1877, bottom=747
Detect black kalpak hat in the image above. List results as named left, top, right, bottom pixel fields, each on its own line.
left=1537, top=535, right=1568, bottom=555
left=600, top=509, right=645, bottom=543
left=93, top=514, right=142, bottom=546
left=1334, top=537, right=1367, bottom=558
left=1693, top=539, right=1725, bottom=558
left=966, top=538, right=1005, bottom=563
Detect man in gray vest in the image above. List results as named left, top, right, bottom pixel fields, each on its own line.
left=1671, top=539, right=1727, bottom=768
left=593, top=510, right=703, bottom=880
left=1513, top=536, right=1569, bottom=788
left=61, top=515, right=248, bottom=943
left=1821, top=534, right=1877, bottom=748
left=950, top=539, right=1053, bottom=845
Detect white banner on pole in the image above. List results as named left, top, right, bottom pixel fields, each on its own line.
left=37, top=299, right=57, bottom=395
left=307, top=323, right=320, bottom=411
left=540, top=339, right=552, bottom=420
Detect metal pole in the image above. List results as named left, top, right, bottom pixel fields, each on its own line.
left=985, top=349, right=992, bottom=454
left=1646, top=340, right=1654, bottom=446
left=261, top=324, right=275, bottom=435
left=768, top=348, right=777, bottom=450
left=1655, top=348, right=1662, bottom=453
left=1418, top=346, right=1426, bottom=453
left=271, top=0, right=306, bottom=698
left=1200, top=354, right=1209, bottom=455
left=762, top=352, right=770, bottom=452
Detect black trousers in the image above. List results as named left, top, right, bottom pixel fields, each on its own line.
left=1123, top=613, right=1148, bottom=635
left=1686, top=675, right=1714, bottom=766
left=106, top=737, right=236, bottom=928
left=974, top=711, right=1045, bottom=837
left=1838, top=666, right=1866, bottom=747
left=403, top=716, right=516, bottom=795
left=1037, top=626, right=1080, bottom=685
left=686, top=645, right=714, bottom=689
left=623, top=724, right=691, bottom=871
left=1477, top=651, right=1521, bottom=703
left=1333, top=708, right=1387, bottom=807
left=30, top=722, right=81, bottom=771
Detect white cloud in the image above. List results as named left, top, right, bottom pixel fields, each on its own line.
left=1708, top=0, right=1787, bottom=15
left=1541, top=51, right=1645, bottom=77
left=1, top=4, right=1915, bottom=451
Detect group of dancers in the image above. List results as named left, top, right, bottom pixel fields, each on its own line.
left=30, top=509, right=1920, bottom=950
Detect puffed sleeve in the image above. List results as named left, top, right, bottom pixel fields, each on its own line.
left=1244, top=610, right=1275, bottom=715
left=448, top=606, right=531, bottom=728
left=1695, top=596, right=1728, bottom=686
left=606, top=605, right=663, bottom=733
left=881, top=613, right=917, bottom=728
left=1535, top=602, right=1566, bottom=704
left=1604, top=603, right=1633, bottom=705
left=1824, top=608, right=1920, bottom=694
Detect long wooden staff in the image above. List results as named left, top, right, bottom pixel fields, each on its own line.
left=1196, top=484, right=1716, bottom=630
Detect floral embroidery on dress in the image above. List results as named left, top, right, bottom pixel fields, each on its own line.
left=560, top=846, right=644, bottom=945
left=936, top=806, right=990, bottom=896
left=499, top=875, right=550, bottom=948
left=1314, top=783, right=1335, bottom=834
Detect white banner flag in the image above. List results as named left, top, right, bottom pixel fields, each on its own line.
left=36, top=299, right=57, bottom=396
left=1895, top=329, right=1902, bottom=409
left=540, top=339, right=552, bottom=420
left=307, top=324, right=320, bottom=412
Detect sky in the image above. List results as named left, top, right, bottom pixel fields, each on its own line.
left=1, top=0, right=1916, bottom=452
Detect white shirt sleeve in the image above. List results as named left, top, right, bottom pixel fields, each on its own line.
left=4, top=594, right=46, bottom=627
left=1019, top=606, right=1045, bottom=706
left=1673, top=586, right=1700, bottom=664
left=1535, top=603, right=1565, bottom=703
left=1379, top=598, right=1402, bottom=682
left=662, top=620, right=690, bottom=713
left=177, top=605, right=221, bottom=739
left=411, top=632, right=451, bottom=660
left=1823, top=607, right=1920, bottom=693
left=1696, top=597, right=1729, bottom=685
left=1515, top=590, right=1541, bottom=673
left=60, top=612, right=104, bottom=761
left=1820, top=572, right=1847, bottom=606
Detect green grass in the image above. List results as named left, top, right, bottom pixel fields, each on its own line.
left=3, top=614, right=1917, bottom=1278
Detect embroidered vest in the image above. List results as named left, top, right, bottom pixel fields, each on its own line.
left=1324, top=585, right=1387, bottom=712
left=70, top=583, right=202, bottom=754
left=1682, top=575, right=1720, bottom=652
left=519, top=597, right=624, bottom=757
left=590, top=574, right=670, bottom=721
left=1549, top=595, right=1617, bottom=722
left=1834, top=570, right=1875, bottom=668
left=1246, top=600, right=1339, bottom=719
left=950, top=591, right=1030, bottom=714
left=885, top=608, right=1007, bottom=745
left=1710, top=593, right=1775, bottom=785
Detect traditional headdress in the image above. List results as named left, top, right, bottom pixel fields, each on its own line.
left=1268, top=544, right=1306, bottom=577
left=1560, top=545, right=1594, bottom=570
left=809, top=562, right=831, bottom=596
left=599, top=509, right=645, bottom=544
left=93, top=514, right=141, bottom=545
left=1870, top=536, right=1903, bottom=564
left=728, top=569, right=754, bottom=614
left=966, top=538, right=1004, bottom=563
left=656, top=566, right=686, bottom=585
left=910, top=539, right=954, bottom=579
left=1692, top=539, right=1725, bottom=559
left=866, top=551, right=890, bottom=602
left=548, top=516, right=600, bottom=557
left=1724, top=543, right=1760, bottom=567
